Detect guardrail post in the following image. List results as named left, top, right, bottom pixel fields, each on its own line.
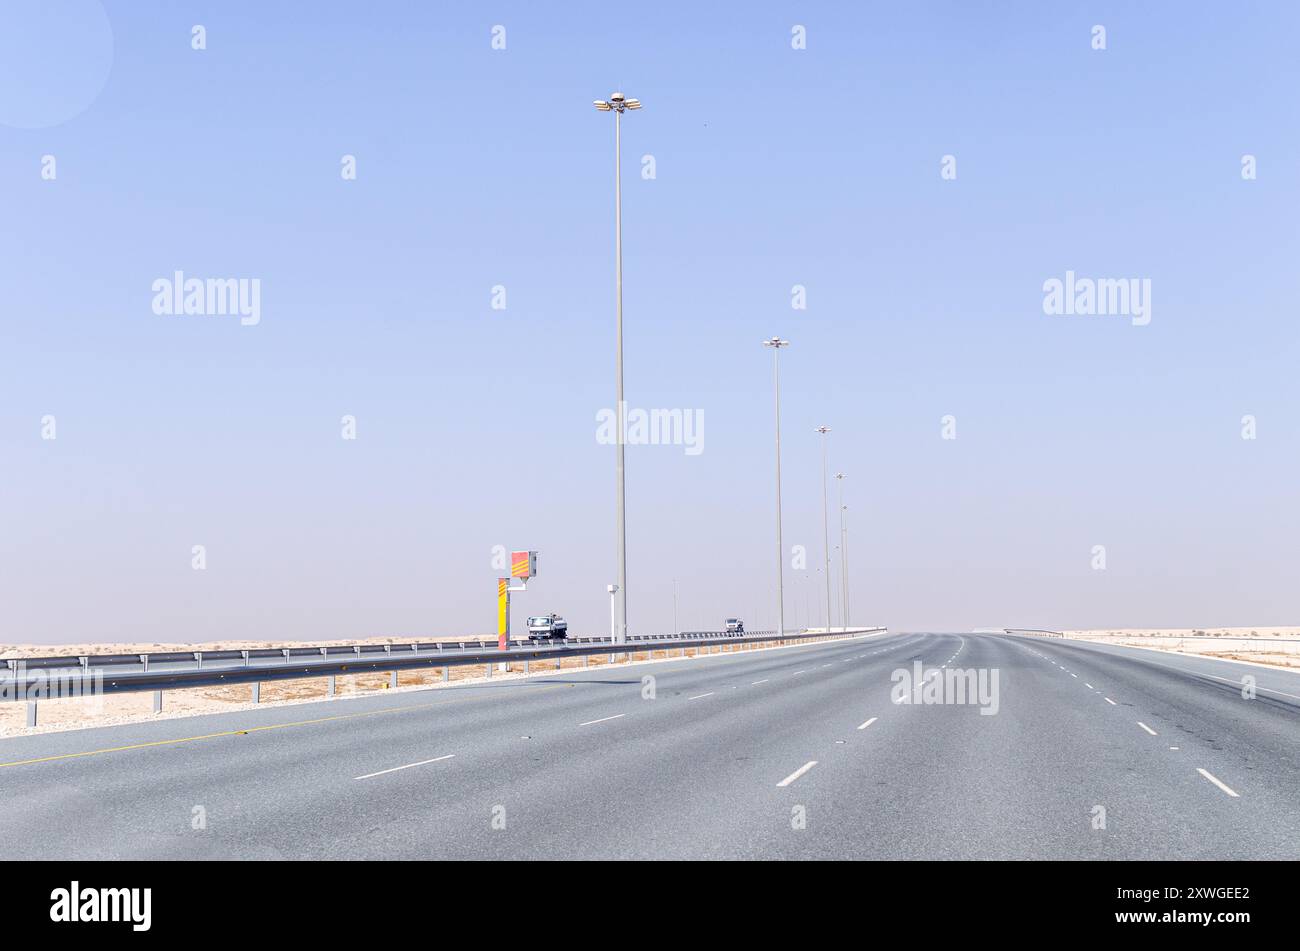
left=251, top=682, right=260, bottom=704
left=390, top=671, right=398, bottom=689
left=524, top=660, right=530, bottom=675
left=485, top=661, right=492, bottom=679
left=26, top=701, right=36, bottom=728
left=443, top=666, right=449, bottom=682
left=328, top=675, right=336, bottom=698
left=152, top=690, right=162, bottom=715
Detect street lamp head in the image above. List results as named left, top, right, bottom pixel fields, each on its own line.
left=815, top=425, right=831, bottom=435
left=596, top=91, right=641, bottom=114
left=762, top=337, right=790, bottom=349
left=835, top=472, right=846, bottom=480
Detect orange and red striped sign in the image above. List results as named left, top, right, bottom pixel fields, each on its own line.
left=511, top=550, right=534, bottom=579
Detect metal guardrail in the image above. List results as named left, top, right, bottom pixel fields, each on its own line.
left=0, top=629, right=886, bottom=723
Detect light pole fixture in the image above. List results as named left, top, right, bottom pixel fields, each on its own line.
left=763, top=337, right=790, bottom=637
left=835, top=473, right=847, bottom=632
left=593, top=91, right=641, bottom=644
left=815, top=425, right=832, bottom=633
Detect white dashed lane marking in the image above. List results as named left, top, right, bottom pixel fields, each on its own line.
left=777, top=761, right=818, bottom=788
left=1197, top=768, right=1240, bottom=798
left=355, top=753, right=455, bottom=781
left=579, top=714, right=626, bottom=727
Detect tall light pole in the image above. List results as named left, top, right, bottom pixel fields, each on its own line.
left=815, top=426, right=832, bottom=633
left=763, top=337, right=790, bottom=638
left=835, top=473, right=847, bottom=632
left=804, top=575, right=811, bottom=631
left=594, top=91, right=641, bottom=643
left=842, top=504, right=851, bottom=628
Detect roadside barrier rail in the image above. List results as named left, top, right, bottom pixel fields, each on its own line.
left=1, top=628, right=887, bottom=725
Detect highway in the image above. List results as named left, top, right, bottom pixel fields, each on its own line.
left=1, top=631, right=1298, bottom=860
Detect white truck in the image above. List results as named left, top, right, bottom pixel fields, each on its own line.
left=527, top=614, right=569, bottom=641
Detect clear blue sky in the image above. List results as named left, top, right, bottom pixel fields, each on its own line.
left=3, top=1, right=1298, bottom=645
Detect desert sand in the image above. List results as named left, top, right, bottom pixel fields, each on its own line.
left=1059, top=627, right=1300, bottom=669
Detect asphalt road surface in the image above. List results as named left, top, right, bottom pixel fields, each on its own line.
left=2, top=631, right=1297, bottom=859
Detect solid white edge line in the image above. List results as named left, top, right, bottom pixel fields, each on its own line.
left=857, top=717, right=878, bottom=730
left=1196, top=768, right=1240, bottom=797
left=579, top=713, right=626, bottom=726
left=1137, top=721, right=1157, bottom=736
left=777, top=760, right=818, bottom=787
left=1203, top=674, right=1300, bottom=701
left=355, top=753, right=455, bottom=780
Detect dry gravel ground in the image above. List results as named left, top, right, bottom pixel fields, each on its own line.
left=0, top=636, right=787, bottom=737
left=1064, top=627, right=1300, bottom=668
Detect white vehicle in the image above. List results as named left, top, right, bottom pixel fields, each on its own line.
left=527, top=614, right=569, bottom=641
left=725, top=618, right=744, bottom=634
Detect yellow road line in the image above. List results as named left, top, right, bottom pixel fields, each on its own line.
left=0, top=683, right=569, bottom=769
